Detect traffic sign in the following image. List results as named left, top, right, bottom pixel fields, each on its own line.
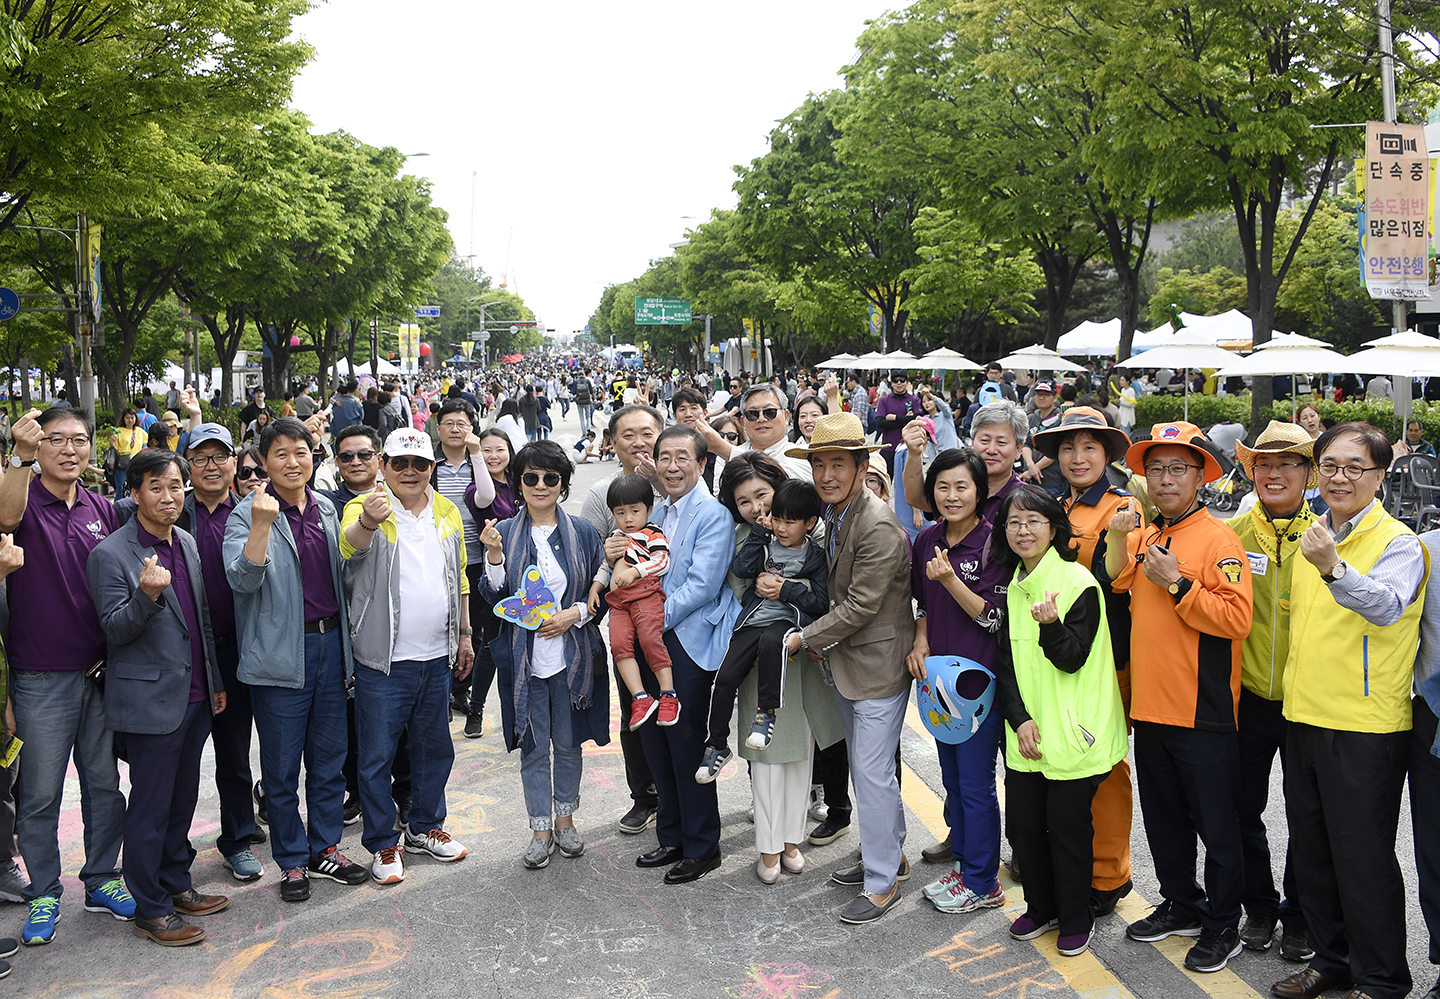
left=634, top=297, right=691, bottom=325
left=414, top=306, right=440, bottom=318
left=0, top=287, right=17, bottom=323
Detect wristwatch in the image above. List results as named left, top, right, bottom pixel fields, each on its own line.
left=1166, top=580, right=1181, bottom=596
left=1322, top=561, right=1348, bottom=584
left=8, top=454, right=34, bottom=471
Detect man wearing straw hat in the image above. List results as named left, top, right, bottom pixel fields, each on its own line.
left=1227, top=422, right=1318, bottom=965
left=783, top=413, right=914, bottom=924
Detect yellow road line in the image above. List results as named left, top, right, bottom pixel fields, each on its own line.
left=900, top=699, right=1265, bottom=999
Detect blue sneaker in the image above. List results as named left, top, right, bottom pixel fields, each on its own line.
left=22, top=896, right=60, bottom=945
left=223, top=849, right=264, bottom=882
left=84, top=878, right=136, bottom=921
left=744, top=709, right=776, bottom=750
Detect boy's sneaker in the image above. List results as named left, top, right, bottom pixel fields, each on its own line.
left=404, top=826, right=469, bottom=862
left=656, top=691, right=681, bottom=726
left=0, top=861, right=28, bottom=903
left=628, top=694, right=658, bottom=731
left=371, top=847, right=405, bottom=885
left=923, top=866, right=965, bottom=900
left=694, top=745, right=733, bottom=784
left=22, top=896, right=59, bottom=945
left=744, top=710, right=776, bottom=750
left=1126, top=900, right=1203, bottom=942
left=307, top=845, right=368, bottom=885
left=279, top=867, right=310, bottom=902
left=1184, top=925, right=1243, bottom=973
left=84, top=878, right=136, bottom=920
left=223, top=849, right=264, bottom=882
left=932, top=881, right=1005, bottom=914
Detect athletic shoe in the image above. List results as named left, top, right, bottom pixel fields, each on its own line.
left=807, top=785, right=828, bottom=822
left=628, top=694, right=658, bottom=730
left=252, top=781, right=268, bottom=825
left=403, top=826, right=469, bottom=862
left=1010, top=914, right=1059, bottom=940
left=307, top=845, right=368, bottom=885
left=694, top=745, right=733, bottom=784
left=342, top=793, right=362, bottom=826
left=1126, top=900, right=1203, bottom=942
left=932, top=882, right=1005, bottom=914
left=371, top=847, right=405, bottom=885
left=0, top=938, right=15, bottom=959
left=84, top=878, right=136, bottom=920
left=1240, top=914, right=1277, bottom=952
left=22, top=896, right=59, bottom=945
left=1058, top=924, right=1093, bottom=956
left=0, top=861, right=28, bottom=903
left=1184, top=925, right=1243, bottom=973
left=656, top=691, right=681, bottom=726
left=279, top=867, right=310, bottom=902
left=464, top=712, right=484, bottom=739
left=617, top=803, right=657, bottom=834
left=223, top=849, right=264, bottom=882
left=923, top=866, right=965, bottom=900
left=1280, top=925, right=1315, bottom=962
left=554, top=826, right=585, bottom=859
left=744, top=710, right=776, bottom=750
left=522, top=836, right=556, bottom=870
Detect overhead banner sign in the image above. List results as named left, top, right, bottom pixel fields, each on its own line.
left=459, top=340, right=475, bottom=358
left=634, top=297, right=691, bottom=325
left=398, top=323, right=420, bottom=363
left=1362, top=121, right=1430, bottom=300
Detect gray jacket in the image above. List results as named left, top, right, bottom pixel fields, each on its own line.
left=87, top=518, right=222, bottom=735
left=223, top=489, right=353, bottom=688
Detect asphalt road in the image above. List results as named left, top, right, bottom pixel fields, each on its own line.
left=9, top=401, right=1437, bottom=999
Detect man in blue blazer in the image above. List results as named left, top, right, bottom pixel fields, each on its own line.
left=633, top=426, right=740, bottom=884
left=87, top=450, right=228, bottom=947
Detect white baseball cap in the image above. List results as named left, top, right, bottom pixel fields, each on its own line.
left=383, top=428, right=432, bottom=460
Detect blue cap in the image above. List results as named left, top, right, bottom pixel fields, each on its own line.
left=185, top=423, right=234, bottom=455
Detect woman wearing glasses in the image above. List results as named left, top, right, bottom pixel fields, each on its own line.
left=233, top=446, right=269, bottom=497
left=479, top=441, right=609, bottom=869
left=703, top=415, right=743, bottom=493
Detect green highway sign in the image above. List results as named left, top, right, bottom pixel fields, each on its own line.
left=634, top=297, right=691, bottom=325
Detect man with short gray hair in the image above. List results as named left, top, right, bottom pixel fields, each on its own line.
left=698, top=384, right=811, bottom=482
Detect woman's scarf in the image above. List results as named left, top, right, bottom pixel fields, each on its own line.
left=502, top=504, right=597, bottom=740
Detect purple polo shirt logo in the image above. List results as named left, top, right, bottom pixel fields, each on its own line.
left=958, top=558, right=979, bottom=577
left=85, top=520, right=105, bottom=541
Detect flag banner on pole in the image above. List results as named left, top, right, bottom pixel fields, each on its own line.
left=1361, top=121, right=1430, bottom=300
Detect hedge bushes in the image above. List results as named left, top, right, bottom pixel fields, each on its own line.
left=1133, top=393, right=1435, bottom=444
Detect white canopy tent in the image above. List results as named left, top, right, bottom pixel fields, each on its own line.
left=335, top=356, right=403, bottom=377
left=1055, top=319, right=1122, bottom=356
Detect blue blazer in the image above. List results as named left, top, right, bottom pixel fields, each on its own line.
left=86, top=519, right=222, bottom=735
left=654, top=487, right=740, bottom=671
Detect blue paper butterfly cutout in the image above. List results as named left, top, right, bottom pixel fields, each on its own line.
left=494, top=564, right=558, bottom=630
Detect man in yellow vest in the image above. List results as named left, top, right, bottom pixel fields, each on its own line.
left=1273, top=422, right=1428, bottom=999
left=1412, top=526, right=1440, bottom=999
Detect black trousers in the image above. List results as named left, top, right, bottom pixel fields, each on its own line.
left=813, top=739, right=852, bottom=823
left=1410, top=696, right=1440, bottom=968
left=455, top=562, right=499, bottom=714
left=210, top=642, right=256, bottom=858
left=0, top=756, right=15, bottom=866
left=123, top=700, right=210, bottom=921
left=1288, top=721, right=1411, bottom=999
left=1006, top=768, right=1099, bottom=935
left=1237, top=688, right=1304, bottom=929
left=615, top=660, right=658, bottom=809
left=705, top=622, right=790, bottom=750
left=1133, top=720, right=1244, bottom=931
left=635, top=632, right=720, bottom=859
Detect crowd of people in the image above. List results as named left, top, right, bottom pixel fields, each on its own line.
left=0, top=352, right=1437, bottom=999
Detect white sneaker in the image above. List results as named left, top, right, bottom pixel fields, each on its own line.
left=371, top=846, right=405, bottom=885
left=403, top=826, right=469, bottom=862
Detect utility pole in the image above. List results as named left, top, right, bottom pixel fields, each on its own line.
left=1379, top=0, right=1413, bottom=423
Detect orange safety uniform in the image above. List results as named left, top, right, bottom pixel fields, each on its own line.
left=1063, top=478, right=1141, bottom=892
left=1112, top=506, right=1253, bottom=731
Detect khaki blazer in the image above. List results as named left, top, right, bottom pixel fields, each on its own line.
left=802, top=485, right=914, bottom=701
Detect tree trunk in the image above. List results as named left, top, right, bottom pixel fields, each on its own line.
left=1034, top=241, right=1091, bottom=351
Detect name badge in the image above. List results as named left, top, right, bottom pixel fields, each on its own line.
left=1246, top=551, right=1269, bottom=577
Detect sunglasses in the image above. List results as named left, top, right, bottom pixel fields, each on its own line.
left=236, top=466, right=268, bottom=481
left=743, top=407, right=780, bottom=422
left=522, top=471, right=562, bottom=488
left=387, top=456, right=433, bottom=472
left=337, top=449, right=377, bottom=463
left=720, top=431, right=740, bottom=442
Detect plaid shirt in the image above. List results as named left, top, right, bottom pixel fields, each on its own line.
left=848, top=385, right=871, bottom=425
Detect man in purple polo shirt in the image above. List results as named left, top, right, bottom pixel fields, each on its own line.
left=875, top=370, right=921, bottom=477
left=88, top=449, right=230, bottom=946
left=224, top=417, right=363, bottom=903
left=0, top=406, right=132, bottom=945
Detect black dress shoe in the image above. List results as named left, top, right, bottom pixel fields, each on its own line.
left=636, top=846, right=683, bottom=869
left=250, top=826, right=267, bottom=845
left=1090, top=878, right=1132, bottom=918
left=664, top=852, right=721, bottom=884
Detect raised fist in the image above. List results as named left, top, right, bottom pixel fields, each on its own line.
left=360, top=488, right=392, bottom=529
left=251, top=487, right=280, bottom=527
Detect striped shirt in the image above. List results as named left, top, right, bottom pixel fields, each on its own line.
left=595, top=523, right=670, bottom=585
left=435, top=456, right=481, bottom=563
left=1326, top=500, right=1425, bottom=626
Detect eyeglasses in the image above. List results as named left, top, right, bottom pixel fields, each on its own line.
left=41, top=434, right=90, bottom=450
left=1005, top=518, right=1051, bottom=535
left=521, top=471, right=562, bottom=487
left=337, top=449, right=377, bottom=464
left=387, top=456, right=433, bottom=472
left=236, top=466, right=268, bottom=481
left=439, top=421, right=471, bottom=431
left=188, top=453, right=231, bottom=468
left=720, top=431, right=740, bottom=442
left=1252, top=458, right=1306, bottom=475
left=656, top=452, right=696, bottom=468
left=743, top=407, right=781, bottom=422
left=1317, top=460, right=1382, bottom=480
left=1144, top=462, right=1199, bottom=479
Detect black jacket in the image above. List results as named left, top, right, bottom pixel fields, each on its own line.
left=731, top=524, right=829, bottom=630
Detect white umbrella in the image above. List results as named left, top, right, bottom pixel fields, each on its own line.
left=1361, top=329, right=1440, bottom=349
left=1254, top=332, right=1333, bottom=349
left=920, top=347, right=984, bottom=371
left=1214, top=344, right=1352, bottom=378
left=1346, top=346, right=1440, bottom=378
left=994, top=345, right=1086, bottom=373
left=816, top=353, right=858, bottom=369
left=850, top=350, right=922, bottom=371
left=1117, top=332, right=1242, bottom=422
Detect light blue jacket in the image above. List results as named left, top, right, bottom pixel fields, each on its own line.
left=654, top=486, right=740, bottom=671
left=223, top=489, right=354, bottom=688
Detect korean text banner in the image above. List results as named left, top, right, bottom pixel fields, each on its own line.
left=1363, top=121, right=1429, bottom=300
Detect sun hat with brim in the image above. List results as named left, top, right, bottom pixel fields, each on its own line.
left=1234, top=420, right=1317, bottom=487
left=1125, top=420, right=1224, bottom=483
left=1032, top=406, right=1132, bottom=462
left=785, top=412, right=887, bottom=459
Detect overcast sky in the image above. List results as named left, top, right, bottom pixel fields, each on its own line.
left=289, top=0, right=889, bottom=336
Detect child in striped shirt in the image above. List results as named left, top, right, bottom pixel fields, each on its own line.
left=586, top=474, right=679, bottom=729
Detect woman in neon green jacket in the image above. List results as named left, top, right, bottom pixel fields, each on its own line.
left=993, top=484, right=1127, bottom=958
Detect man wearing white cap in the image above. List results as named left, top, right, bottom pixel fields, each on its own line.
left=339, top=428, right=476, bottom=886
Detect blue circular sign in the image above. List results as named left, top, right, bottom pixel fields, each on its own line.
left=0, top=287, right=17, bottom=323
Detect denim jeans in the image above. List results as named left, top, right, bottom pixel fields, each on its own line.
left=353, top=656, right=454, bottom=853
left=578, top=403, right=593, bottom=436
left=525, top=427, right=540, bottom=442
left=248, top=630, right=348, bottom=871
left=520, top=672, right=582, bottom=830
left=12, top=668, right=125, bottom=900
left=559, top=397, right=570, bottom=418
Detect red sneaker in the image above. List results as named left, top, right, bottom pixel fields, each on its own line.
left=656, top=692, right=682, bottom=726
left=628, top=695, right=659, bottom=731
